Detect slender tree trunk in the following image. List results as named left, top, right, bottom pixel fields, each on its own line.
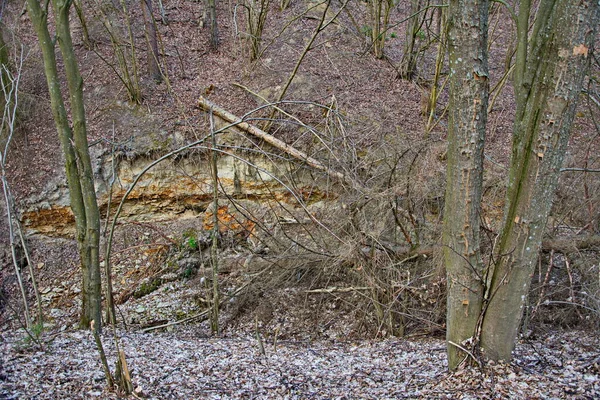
left=425, top=7, right=447, bottom=132
left=73, top=0, right=91, bottom=49
left=54, top=0, right=102, bottom=331
left=26, top=0, right=103, bottom=331
left=480, top=0, right=599, bottom=361
left=205, top=0, right=219, bottom=50
left=443, top=0, right=489, bottom=370
left=0, top=30, right=11, bottom=118
left=398, top=0, right=424, bottom=80
left=141, top=0, right=162, bottom=82
left=247, top=0, right=269, bottom=61
left=367, top=0, right=392, bottom=59
left=209, top=114, right=220, bottom=335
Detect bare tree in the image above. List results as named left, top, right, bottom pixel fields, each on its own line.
left=398, top=0, right=425, bottom=80
left=366, top=0, right=392, bottom=59
left=141, top=0, right=162, bottom=82
left=0, top=40, right=44, bottom=328
left=245, top=0, right=269, bottom=61
left=444, top=0, right=599, bottom=367
left=26, top=0, right=103, bottom=331
left=205, top=0, right=219, bottom=50
left=480, top=0, right=599, bottom=361
left=442, top=0, right=489, bottom=370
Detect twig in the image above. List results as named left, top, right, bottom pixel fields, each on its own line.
left=543, top=301, right=598, bottom=314
left=531, top=250, right=554, bottom=320
left=565, top=256, right=584, bottom=319
left=0, top=47, right=34, bottom=327
left=560, top=168, right=600, bottom=173
left=140, top=309, right=211, bottom=333
left=232, top=82, right=341, bottom=164
left=305, top=286, right=370, bottom=293
left=209, top=109, right=220, bottom=335
left=264, top=0, right=348, bottom=129
left=448, top=340, right=482, bottom=368
left=91, top=320, right=115, bottom=389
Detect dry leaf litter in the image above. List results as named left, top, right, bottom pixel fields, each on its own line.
left=1, top=328, right=598, bottom=399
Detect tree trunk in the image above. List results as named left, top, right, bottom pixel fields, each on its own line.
left=26, top=0, right=103, bottom=332
left=367, top=0, right=392, bottom=59
left=204, top=0, right=219, bottom=50
left=54, top=0, right=102, bottom=331
left=247, top=0, right=269, bottom=61
left=443, top=0, right=489, bottom=370
left=398, top=0, right=423, bottom=80
left=0, top=29, right=11, bottom=121
left=480, top=0, right=599, bottom=361
left=141, top=0, right=162, bottom=82
left=425, top=7, right=447, bottom=131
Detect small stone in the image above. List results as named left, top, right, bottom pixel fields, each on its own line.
left=162, top=273, right=178, bottom=282
left=50, top=308, right=64, bottom=317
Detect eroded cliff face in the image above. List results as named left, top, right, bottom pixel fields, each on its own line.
left=21, top=142, right=332, bottom=237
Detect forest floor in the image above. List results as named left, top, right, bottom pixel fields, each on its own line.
left=1, top=327, right=600, bottom=399
left=0, top=226, right=596, bottom=399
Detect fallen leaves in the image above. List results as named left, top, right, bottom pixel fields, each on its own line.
left=573, top=44, right=589, bottom=58
left=1, top=329, right=598, bottom=399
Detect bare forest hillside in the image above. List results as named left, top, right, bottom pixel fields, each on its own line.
left=1, top=0, right=599, bottom=398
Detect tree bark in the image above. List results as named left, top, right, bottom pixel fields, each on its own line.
left=27, top=0, right=103, bottom=331
left=398, top=0, right=423, bottom=80
left=443, top=0, right=489, bottom=370
left=205, top=0, right=219, bottom=50
left=480, top=0, right=599, bottom=361
left=141, top=0, right=162, bottom=82
left=367, top=0, right=392, bottom=59
left=0, top=29, right=12, bottom=122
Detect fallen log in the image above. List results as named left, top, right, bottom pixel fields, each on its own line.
left=541, top=235, right=600, bottom=254
left=198, top=96, right=355, bottom=187
left=198, top=98, right=599, bottom=258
